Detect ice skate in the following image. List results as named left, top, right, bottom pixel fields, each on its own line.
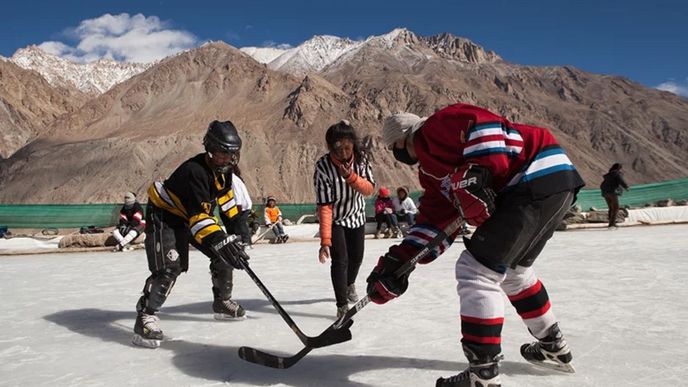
left=132, top=312, right=163, bottom=348
left=336, top=304, right=349, bottom=319
left=384, top=228, right=393, bottom=238
left=520, top=323, right=575, bottom=373
left=436, top=347, right=502, bottom=387
left=112, top=244, right=123, bottom=252
left=213, top=298, right=246, bottom=320
left=281, top=234, right=289, bottom=243
left=393, top=227, right=404, bottom=239
left=346, top=284, right=358, bottom=303
left=374, top=230, right=382, bottom=239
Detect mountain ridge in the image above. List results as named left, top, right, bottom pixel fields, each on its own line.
left=0, top=29, right=686, bottom=204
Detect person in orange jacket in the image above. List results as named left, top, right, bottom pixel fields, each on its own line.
left=264, top=196, right=288, bottom=243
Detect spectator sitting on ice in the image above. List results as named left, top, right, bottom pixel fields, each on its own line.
left=264, top=196, right=289, bottom=243
left=374, top=187, right=402, bottom=239
left=112, top=192, right=145, bottom=252
left=394, top=186, right=418, bottom=227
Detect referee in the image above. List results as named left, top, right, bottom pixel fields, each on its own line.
left=314, top=120, right=376, bottom=318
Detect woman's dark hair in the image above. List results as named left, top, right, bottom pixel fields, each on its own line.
left=325, top=120, right=364, bottom=162
left=609, top=163, right=622, bottom=172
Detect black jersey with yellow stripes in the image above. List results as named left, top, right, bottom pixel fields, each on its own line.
left=148, top=153, right=239, bottom=246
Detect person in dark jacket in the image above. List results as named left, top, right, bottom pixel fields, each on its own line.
left=112, top=192, right=145, bottom=252
left=600, top=163, right=630, bottom=227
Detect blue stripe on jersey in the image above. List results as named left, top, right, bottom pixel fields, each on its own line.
left=506, top=146, right=575, bottom=186
left=522, top=164, right=576, bottom=181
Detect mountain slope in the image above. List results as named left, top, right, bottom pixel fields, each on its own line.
left=0, top=29, right=686, bottom=204
left=0, top=59, right=88, bottom=158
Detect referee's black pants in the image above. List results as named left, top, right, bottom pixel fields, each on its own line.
left=330, top=224, right=366, bottom=307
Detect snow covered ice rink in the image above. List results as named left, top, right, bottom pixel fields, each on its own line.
left=1, top=224, right=687, bottom=386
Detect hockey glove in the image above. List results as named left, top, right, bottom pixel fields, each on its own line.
left=366, top=253, right=414, bottom=304
left=212, top=234, right=250, bottom=270
left=449, top=164, right=497, bottom=227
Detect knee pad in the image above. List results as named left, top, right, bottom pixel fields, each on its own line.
left=500, top=265, right=537, bottom=296
left=139, top=268, right=181, bottom=313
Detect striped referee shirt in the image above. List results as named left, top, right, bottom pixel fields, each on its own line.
left=313, top=154, right=375, bottom=228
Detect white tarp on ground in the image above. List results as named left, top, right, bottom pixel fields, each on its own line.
left=1, top=224, right=687, bottom=386
left=0, top=236, right=62, bottom=254
left=625, top=206, right=688, bottom=224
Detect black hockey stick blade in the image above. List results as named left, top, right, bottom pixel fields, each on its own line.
left=238, top=345, right=313, bottom=369
left=236, top=321, right=352, bottom=368
left=306, top=318, right=353, bottom=348
left=238, top=216, right=465, bottom=368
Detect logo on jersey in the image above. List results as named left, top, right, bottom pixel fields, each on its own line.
left=201, top=201, right=211, bottom=214
left=452, top=176, right=478, bottom=190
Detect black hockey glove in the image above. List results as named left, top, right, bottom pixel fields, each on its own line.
left=366, top=252, right=414, bottom=304
left=212, top=234, right=250, bottom=270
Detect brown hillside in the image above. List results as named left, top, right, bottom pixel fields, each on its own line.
left=0, top=33, right=686, bottom=205
left=0, top=60, right=87, bottom=158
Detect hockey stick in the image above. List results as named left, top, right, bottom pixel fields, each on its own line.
left=251, top=223, right=275, bottom=244
left=213, top=235, right=351, bottom=348
left=237, top=258, right=352, bottom=348
left=238, top=215, right=465, bottom=369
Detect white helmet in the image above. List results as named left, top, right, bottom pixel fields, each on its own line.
left=381, top=112, right=427, bottom=148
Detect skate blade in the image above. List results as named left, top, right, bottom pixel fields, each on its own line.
left=526, top=359, right=576, bottom=373
left=214, top=313, right=247, bottom=321
left=132, top=334, right=161, bottom=348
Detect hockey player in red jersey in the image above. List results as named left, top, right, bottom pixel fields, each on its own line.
left=366, top=103, right=584, bottom=386
left=132, top=120, right=250, bottom=348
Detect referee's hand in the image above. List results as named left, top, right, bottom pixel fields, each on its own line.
left=318, top=245, right=330, bottom=263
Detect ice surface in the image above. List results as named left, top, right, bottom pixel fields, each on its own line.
left=1, top=225, right=687, bottom=386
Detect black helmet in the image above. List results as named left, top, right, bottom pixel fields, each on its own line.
left=204, top=120, right=242, bottom=173
left=204, top=120, right=242, bottom=154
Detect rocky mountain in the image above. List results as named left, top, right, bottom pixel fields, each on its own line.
left=0, top=59, right=88, bottom=158
left=241, top=28, right=500, bottom=76
left=0, top=29, right=686, bottom=204
left=8, top=45, right=151, bottom=94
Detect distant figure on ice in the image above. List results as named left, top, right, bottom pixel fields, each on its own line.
left=264, top=196, right=289, bottom=243
left=367, top=103, right=584, bottom=386
left=395, top=186, right=417, bottom=227
left=600, top=163, right=630, bottom=228
left=374, top=186, right=402, bottom=238
left=112, top=192, right=145, bottom=252
left=132, top=120, right=250, bottom=348
left=314, top=120, right=375, bottom=318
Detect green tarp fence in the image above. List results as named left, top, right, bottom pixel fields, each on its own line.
left=1, top=177, right=686, bottom=229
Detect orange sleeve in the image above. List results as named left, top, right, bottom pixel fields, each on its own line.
left=345, top=172, right=375, bottom=196
left=317, top=204, right=333, bottom=247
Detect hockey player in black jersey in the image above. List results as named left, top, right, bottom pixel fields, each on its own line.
left=133, top=120, right=251, bottom=348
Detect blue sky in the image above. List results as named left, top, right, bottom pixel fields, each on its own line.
left=1, top=0, right=686, bottom=95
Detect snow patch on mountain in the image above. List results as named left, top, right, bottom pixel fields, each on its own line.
left=239, top=46, right=289, bottom=64
left=9, top=46, right=151, bottom=94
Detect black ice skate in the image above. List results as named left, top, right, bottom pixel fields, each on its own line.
left=436, top=347, right=502, bottom=387
left=132, top=312, right=163, bottom=348
left=213, top=298, right=246, bottom=320
left=520, top=322, right=575, bottom=373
